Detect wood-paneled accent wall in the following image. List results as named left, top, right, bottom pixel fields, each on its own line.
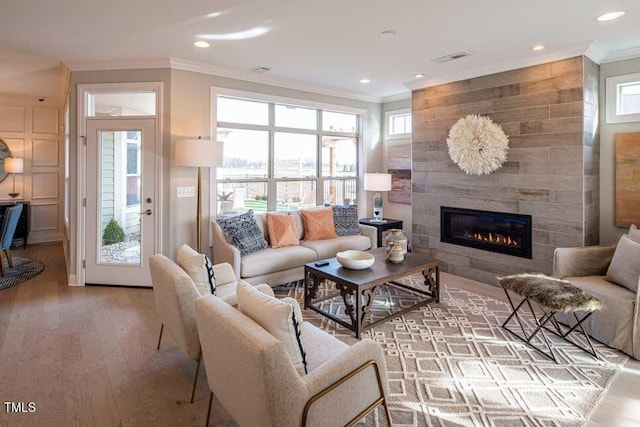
left=0, top=95, right=65, bottom=244
left=411, top=56, right=599, bottom=285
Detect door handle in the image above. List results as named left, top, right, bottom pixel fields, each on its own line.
left=139, top=209, right=152, bottom=216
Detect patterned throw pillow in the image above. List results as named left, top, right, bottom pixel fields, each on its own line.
left=628, top=224, right=640, bottom=244
left=217, top=210, right=268, bottom=255
left=300, top=207, right=337, bottom=240
left=332, top=205, right=360, bottom=236
left=176, top=244, right=216, bottom=295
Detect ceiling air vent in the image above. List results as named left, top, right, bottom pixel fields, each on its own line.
left=432, top=51, right=474, bottom=63
left=250, top=66, right=271, bottom=74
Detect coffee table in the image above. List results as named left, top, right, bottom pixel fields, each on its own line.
left=304, top=248, right=439, bottom=338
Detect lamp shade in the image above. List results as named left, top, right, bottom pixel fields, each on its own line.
left=364, top=173, right=391, bottom=192
left=175, top=139, right=223, bottom=168
left=5, top=158, right=24, bottom=174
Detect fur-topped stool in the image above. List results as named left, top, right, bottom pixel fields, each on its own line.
left=499, top=273, right=603, bottom=362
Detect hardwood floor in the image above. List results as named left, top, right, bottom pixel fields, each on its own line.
left=0, top=243, right=638, bottom=426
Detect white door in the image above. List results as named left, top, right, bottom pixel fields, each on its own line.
left=85, top=118, right=156, bottom=286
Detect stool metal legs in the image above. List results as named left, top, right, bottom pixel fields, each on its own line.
left=502, top=289, right=600, bottom=362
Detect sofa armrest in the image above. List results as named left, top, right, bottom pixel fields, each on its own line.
left=213, top=262, right=236, bottom=286
left=254, top=283, right=275, bottom=297
left=358, top=224, right=377, bottom=248
left=553, top=245, right=616, bottom=279
left=303, top=338, right=389, bottom=406
left=212, top=220, right=242, bottom=278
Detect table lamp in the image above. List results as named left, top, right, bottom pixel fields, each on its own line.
left=5, top=158, right=24, bottom=202
left=175, top=138, right=223, bottom=252
left=364, top=173, right=391, bottom=222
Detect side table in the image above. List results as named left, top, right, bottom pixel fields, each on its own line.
left=358, top=218, right=403, bottom=248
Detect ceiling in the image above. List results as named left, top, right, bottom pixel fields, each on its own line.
left=1, top=0, right=640, bottom=102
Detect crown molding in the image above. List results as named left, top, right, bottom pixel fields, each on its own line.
left=65, top=57, right=383, bottom=103
left=65, top=58, right=171, bottom=72
left=168, top=58, right=382, bottom=103
left=403, top=41, right=593, bottom=92
left=381, top=92, right=411, bottom=103
left=601, top=46, right=640, bottom=64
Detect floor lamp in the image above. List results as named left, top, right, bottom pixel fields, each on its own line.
left=5, top=158, right=24, bottom=202
left=175, top=138, right=223, bottom=253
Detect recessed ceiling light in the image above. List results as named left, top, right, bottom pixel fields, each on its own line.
left=532, top=44, right=545, bottom=51
left=379, top=30, right=396, bottom=38
left=359, top=78, right=371, bottom=84
left=414, top=74, right=425, bottom=78
left=194, top=40, right=210, bottom=48
left=597, top=11, right=625, bottom=21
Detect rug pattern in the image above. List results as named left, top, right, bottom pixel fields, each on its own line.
left=274, top=275, right=627, bottom=427
left=0, top=256, right=45, bottom=291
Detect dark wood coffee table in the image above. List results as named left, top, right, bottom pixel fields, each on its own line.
left=304, top=248, right=439, bottom=338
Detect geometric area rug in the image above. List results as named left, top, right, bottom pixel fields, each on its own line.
left=274, top=275, right=628, bottom=427
left=0, top=256, right=45, bottom=291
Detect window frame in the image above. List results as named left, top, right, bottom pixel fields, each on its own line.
left=606, top=72, right=640, bottom=124
left=210, top=88, right=365, bottom=214
left=384, top=108, right=411, bottom=140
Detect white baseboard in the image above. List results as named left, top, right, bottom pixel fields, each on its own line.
left=67, top=274, right=82, bottom=286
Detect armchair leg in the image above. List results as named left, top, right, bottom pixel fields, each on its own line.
left=156, top=323, right=164, bottom=350
left=0, top=252, right=5, bottom=277
left=190, top=354, right=202, bottom=403
left=205, top=391, right=213, bottom=426
left=5, top=249, right=13, bottom=268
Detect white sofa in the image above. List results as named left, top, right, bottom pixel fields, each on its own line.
left=212, top=210, right=377, bottom=286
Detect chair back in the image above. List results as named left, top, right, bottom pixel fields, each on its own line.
left=195, top=295, right=305, bottom=427
left=149, top=254, right=202, bottom=360
left=0, top=204, right=23, bottom=250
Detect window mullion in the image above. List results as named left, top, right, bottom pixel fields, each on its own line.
left=268, top=102, right=276, bottom=211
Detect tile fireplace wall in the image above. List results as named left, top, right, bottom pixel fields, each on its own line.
left=411, top=56, right=600, bottom=285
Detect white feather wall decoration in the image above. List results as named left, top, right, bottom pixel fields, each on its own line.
left=446, top=114, right=509, bottom=175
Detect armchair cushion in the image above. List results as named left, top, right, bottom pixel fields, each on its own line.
left=606, top=235, right=640, bottom=292
left=176, top=244, right=216, bottom=295
left=629, top=224, right=640, bottom=244
left=217, top=209, right=268, bottom=255
left=237, top=280, right=308, bottom=375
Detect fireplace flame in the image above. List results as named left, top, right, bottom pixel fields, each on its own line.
left=472, top=232, right=519, bottom=247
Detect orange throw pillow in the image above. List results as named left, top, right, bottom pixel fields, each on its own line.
left=300, top=207, right=337, bottom=240
left=266, top=213, right=300, bottom=248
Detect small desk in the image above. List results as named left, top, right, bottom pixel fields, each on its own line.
left=358, top=218, right=403, bottom=248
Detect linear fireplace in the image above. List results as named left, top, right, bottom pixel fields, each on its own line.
left=441, top=207, right=532, bottom=259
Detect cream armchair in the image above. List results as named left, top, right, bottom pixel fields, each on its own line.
left=553, top=245, right=640, bottom=359
left=195, top=294, right=392, bottom=427
left=150, top=254, right=273, bottom=402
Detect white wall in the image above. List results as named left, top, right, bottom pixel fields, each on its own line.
left=599, top=57, right=640, bottom=244
left=0, top=94, right=65, bottom=244
left=381, top=98, right=412, bottom=243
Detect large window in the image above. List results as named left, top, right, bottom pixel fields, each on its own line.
left=606, top=73, right=640, bottom=124
left=213, top=92, right=360, bottom=214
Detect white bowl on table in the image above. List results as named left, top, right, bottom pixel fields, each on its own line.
left=336, top=250, right=375, bottom=270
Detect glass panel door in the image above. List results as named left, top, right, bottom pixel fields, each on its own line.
left=85, top=118, right=155, bottom=286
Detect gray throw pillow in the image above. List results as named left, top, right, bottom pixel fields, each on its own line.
left=606, top=235, right=640, bottom=293
left=628, top=224, right=640, bottom=244
left=217, top=210, right=268, bottom=256
left=332, top=205, right=360, bottom=236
